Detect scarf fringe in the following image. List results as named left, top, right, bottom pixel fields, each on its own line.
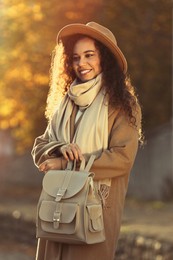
left=98, top=184, right=110, bottom=206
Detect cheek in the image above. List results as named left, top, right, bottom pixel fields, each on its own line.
left=95, top=56, right=102, bottom=72
left=96, top=61, right=102, bottom=73
left=72, top=63, right=77, bottom=72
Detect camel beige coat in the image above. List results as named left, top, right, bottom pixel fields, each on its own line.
left=32, top=104, right=141, bottom=260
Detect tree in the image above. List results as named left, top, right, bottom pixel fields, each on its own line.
left=0, top=0, right=102, bottom=153
left=0, top=0, right=171, bottom=153
left=98, top=0, right=172, bottom=130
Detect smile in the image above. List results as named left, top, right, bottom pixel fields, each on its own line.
left=79, top=69, right=92, bottom=75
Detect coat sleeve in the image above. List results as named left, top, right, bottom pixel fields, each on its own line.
left=31, top=112, right=66, bottom=167
left=91, top=105, right=142, bottom=180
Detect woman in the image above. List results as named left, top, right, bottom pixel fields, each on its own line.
left=32, top=22, right=142, bottom=260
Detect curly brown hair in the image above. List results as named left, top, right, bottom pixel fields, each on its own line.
left=94, top=39, right=139, bottom=126
left=46, top=34, right=142, bottom=141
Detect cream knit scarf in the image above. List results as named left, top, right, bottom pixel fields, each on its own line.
left=49, top=73, right=111, bottom=198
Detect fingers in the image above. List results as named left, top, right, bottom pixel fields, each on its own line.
left=60, top=143, right=84, bottom=161
left=39, top=161, right=47, bottom=172
left=39, top=158, right=61, bottom=172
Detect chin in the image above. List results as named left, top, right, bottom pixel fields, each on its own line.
left=81, top=76, right=96, bottom=82
left=78, top=77, right=91, bottom=83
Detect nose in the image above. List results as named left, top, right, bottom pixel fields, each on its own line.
left=78, top=56, right=86, bottom=66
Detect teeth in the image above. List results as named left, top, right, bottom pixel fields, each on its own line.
left=80, top=70, right=91, bottom=75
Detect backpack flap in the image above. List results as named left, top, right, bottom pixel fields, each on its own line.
left=39, top=200, right=79, bottom=234
left=87, top=204, right=104, bottom=232
left=43, top=170, right=89, bottom=201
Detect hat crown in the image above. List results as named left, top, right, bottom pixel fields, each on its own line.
left=86, top=22, right=117, bottom=46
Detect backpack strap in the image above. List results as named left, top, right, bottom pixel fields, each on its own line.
left=66, top=160, right=77, bottom=170
left=84, top=155, right=96, bottom=172
left=66, top=154, right=96, bottom=172
left=55, top=170, right=73, bottom=202
left=79, top=158, right=85, bottom=171
left=66, top=160, right=73, bottom=170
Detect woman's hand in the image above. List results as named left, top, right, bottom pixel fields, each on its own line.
left=39, top=158, right=61, bottom=172
left=60, top=143, right=84, bottom=161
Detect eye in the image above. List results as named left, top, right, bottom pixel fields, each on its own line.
left=72, top=56, right=79, bottom=62
left=85, top=53, right=94, bottom=58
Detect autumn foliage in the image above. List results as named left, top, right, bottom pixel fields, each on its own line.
left=0, top=0, right=171, bottom=153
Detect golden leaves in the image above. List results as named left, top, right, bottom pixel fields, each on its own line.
left=3, top=1, right=43, bottom=21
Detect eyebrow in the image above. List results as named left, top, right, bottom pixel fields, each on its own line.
left=73, top=50, right=96, bottom=55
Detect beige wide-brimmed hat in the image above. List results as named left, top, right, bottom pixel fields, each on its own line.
left=57, top=21, right=127, bottom=73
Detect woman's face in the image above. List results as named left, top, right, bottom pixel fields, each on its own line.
left=72, top=37, right=102, bottom=82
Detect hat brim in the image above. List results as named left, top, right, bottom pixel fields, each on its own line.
left=57, top=24, right=127, bottom=73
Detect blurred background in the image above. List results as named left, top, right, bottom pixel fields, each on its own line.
left=0, top=0, right=172, bottom=259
